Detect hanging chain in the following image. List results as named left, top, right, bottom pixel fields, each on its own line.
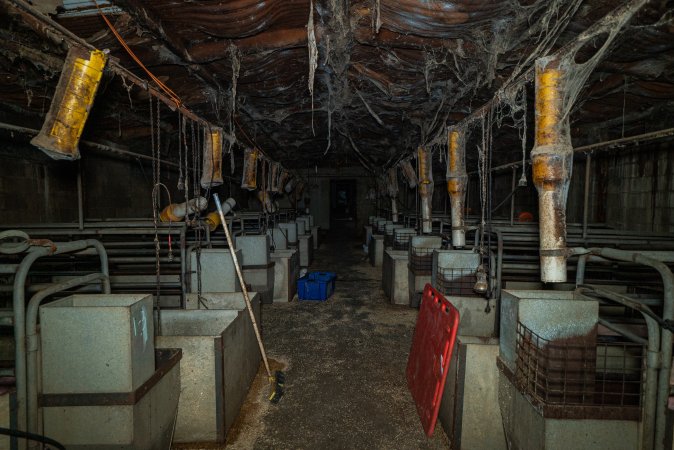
left=152, top=97, right=164, bottom=330
left=519, top=86, right=528, bottom=186
left=190, top=121, right=203, bottom=301
left=262, top=158, right=268, bottom=225
left=177, top=111, right=184, bottom=191
left=148, top=96, right=161, bottom=334
left=478, top=114, right=488, bottom=257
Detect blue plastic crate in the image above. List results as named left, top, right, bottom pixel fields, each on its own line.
left=310, top=271, right=337, bottom=282
left=297, top=271, right=336, bottom=301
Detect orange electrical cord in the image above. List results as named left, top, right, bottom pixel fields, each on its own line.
left=93, top=0, right=183, bottom=107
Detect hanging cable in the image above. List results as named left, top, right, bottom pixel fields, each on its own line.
left=150, top=96, right=165, bottom=334
left=93, top=0, right=183, bottom=107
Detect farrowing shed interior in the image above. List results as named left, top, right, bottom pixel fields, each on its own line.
left=0, top=0, right=674, bottom=449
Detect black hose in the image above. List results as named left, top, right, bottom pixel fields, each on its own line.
left=0, top=427, right=65, bottom=450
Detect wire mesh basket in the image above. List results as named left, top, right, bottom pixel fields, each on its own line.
left=409, top=247, right=434, bottom=275
left=393, top=229, right=415, bottom=251
left=435, top=267, right=477, bottom=296
left=515, top=322, right=644, bottom=410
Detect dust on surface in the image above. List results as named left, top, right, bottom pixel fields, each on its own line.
left=177, top=231, right=450, bottom=449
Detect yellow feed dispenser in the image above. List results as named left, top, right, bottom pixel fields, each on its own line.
left=241, top=148, right=259, bottom=190
left=31, top=48, right=108, bottom=160
left=201, top=127, right=224, bottom=188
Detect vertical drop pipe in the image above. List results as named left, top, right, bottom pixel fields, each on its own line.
left=417, top=146, right=433, bottom=234
left=388, top=168, right=399, bottom=223
left=201, top=126, right=224, bottom=188
left=446, top=129, right=467, bottom=247
left=531, top=58, right=573, bottom=283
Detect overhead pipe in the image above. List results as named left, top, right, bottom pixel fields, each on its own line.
left=446, top=129, right=467, bottom=247
left=531, top=58, right=573, bottom=282
left=417, top=146, right=433, bottom=234
left=30, top=47, right=108, bottom=160
left=159, top=197, right=208, bottom=222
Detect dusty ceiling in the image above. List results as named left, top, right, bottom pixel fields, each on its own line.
left=1, top=0, right=673, bottom=171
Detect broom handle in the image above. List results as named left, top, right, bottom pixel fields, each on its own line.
left=213, top=194, right=272, bottom=379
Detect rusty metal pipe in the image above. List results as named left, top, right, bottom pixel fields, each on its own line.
left=531, top=60, right=573, bottom=282
left=446, top=130, right=467, bottom=247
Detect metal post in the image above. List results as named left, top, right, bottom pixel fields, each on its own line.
left=465, top=176, right=470, bottom=219
left=510, top=167, right=516, bottom=226
left=77, top=160, right=84, bottom=231
left=582, top=154, right=592, bottom=239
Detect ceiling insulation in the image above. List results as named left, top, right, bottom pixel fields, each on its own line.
left=0, top=0, right=673, bottom=170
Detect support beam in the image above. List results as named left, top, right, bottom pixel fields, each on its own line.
left=468, top=126, right=674, bottom=176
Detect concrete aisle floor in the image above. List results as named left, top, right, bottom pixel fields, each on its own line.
left=225, top=232, right=450, bottom=449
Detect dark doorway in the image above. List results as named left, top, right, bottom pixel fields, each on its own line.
left=330, top=179, right=357, bottom=230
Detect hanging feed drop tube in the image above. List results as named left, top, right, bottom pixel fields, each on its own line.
left=295, top=182, right=306, bottom=201
left=270, top=163, right=282, bottom=192
left=31, top=48, right=108, bottom=160
left=201, top=126, right=224, bottom=188
left=387, top=168, right=399, bottom=223
left=278, top=169, right=291, bottom=194
left=531, top=58, right=573, bottom=283
left=284, top=177, right=297, bottom=194
left=241, top=148, right=259, bottom=190
left=400, top=159, right=418, bottom=188
left=446, top=129, right=468, bottom=248
left=257, top=191, right=276, bottom=214
left=417, top=147, right=433, bottom=234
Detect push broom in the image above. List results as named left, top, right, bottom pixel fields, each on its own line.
left=213, top=193, right=285, bottom=403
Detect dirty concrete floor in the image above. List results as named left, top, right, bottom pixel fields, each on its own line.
left=226, top=233, right=450, bottom=449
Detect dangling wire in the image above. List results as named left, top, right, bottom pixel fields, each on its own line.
left=518, top=86, right=528, bottom=186
left=94, top=0, right=183, bottom=107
